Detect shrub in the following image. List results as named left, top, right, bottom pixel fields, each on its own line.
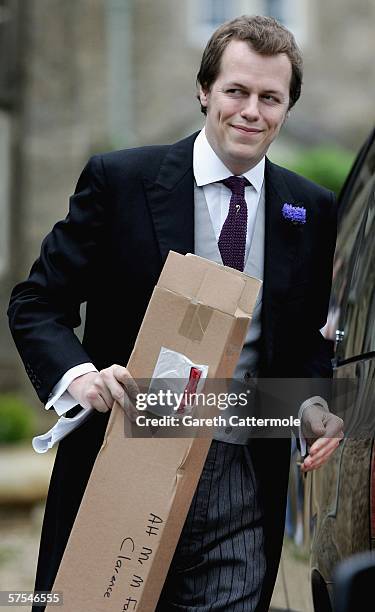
left=0, top=394, right=36, bottom=444
left=284, top=147, right=355, bottom=196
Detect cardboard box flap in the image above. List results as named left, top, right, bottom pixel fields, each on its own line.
left=158, top=252, right=207, bottom=298
left=195, top=267, right=245, bottom=315
left=237, top=277, right=262, bottom=315
left=158, top=251, right=262, bottom=317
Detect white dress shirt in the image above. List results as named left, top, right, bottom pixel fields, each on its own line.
left=193, top=127, right=265, bottom=262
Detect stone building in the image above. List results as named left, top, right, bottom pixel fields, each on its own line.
left=1, top=0, right=374, bottom=398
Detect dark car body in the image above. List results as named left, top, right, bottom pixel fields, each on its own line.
left=308, top=128, right=375, bottom=611
left=278, top=128, right=375, bottom=612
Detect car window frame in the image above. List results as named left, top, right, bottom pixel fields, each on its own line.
left=334, top=128, right=375, bottom=365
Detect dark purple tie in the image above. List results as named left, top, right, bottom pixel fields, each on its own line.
left=218, top=176, right=249, bottom=271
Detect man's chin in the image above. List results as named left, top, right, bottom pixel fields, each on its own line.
left=226, top=146, right=264, bottom=172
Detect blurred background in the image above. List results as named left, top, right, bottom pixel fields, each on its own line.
left=0, top=0, right=374, bottom=608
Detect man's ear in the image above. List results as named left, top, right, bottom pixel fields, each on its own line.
left=199, top=86, right=209, bottom=109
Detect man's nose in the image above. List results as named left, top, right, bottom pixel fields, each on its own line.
left=240, top=95, right=261, bottom=121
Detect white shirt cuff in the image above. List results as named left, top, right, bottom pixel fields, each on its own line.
left=298, top=395, right=329, bottom=457
left=46, top=363, right=98, bottom=416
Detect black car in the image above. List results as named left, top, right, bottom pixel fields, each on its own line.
left=311, top=127, right=375, bottom=611
left=278, top=127, right=375, bottom=612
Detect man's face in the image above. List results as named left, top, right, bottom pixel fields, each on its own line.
left=199, top=40, right=292, bottom=174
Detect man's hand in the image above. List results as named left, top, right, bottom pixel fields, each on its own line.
left=301, top=405, right=344, bottom=472
left=67, top=364, right=139, bottom=421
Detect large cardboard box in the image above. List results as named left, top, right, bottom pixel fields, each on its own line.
left=48, top=252, right=261, bottom=612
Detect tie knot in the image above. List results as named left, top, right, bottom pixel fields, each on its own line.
left=222, top=176, right=249, bottom=197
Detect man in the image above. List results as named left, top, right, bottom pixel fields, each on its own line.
left=8, top=15, right=343, bottom=612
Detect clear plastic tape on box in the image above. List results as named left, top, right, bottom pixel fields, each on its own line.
left=139, top=346, right=208, bottom=418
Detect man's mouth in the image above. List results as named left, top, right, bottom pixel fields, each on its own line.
left=231, top=124, right=263, bottom=135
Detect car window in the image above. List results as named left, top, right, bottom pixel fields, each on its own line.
left=343, top=186, right=375, bottom=357
left=322, top=131, right=375, bottom=362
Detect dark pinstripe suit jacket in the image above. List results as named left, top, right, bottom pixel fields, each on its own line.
left=8, top=131, right=337, bottom=610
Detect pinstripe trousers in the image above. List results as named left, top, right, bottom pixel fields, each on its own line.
left=156, top=440, right=266, bottom=611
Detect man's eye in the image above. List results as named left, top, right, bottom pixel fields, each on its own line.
left=226, top=88, right=243, bottom=95
left=262, top=95, right=279, bottom=103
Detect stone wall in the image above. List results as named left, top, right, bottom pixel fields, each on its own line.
left=1, top=0, right=108, bottom=398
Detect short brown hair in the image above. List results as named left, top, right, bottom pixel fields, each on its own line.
left=196, top=15, right=303, bottom=112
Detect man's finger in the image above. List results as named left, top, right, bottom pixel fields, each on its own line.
left=112, top=365, right=140, bottom=399
left=321, top=414, right=344, bottom=438
left=302, top=437, right=342, bottom=471
left=303, top=448, right=337, bottom=471
left=101, top=375, right=126, bottom=407
left=309, top=430, right=343, bottom=455
left=123, top=394, right=139, bottom=422
left=86, top=376, right=113, bottom=412
left=303, top=419, right=325, bottom=441
left=87, top=391, right=111, bottom=413
left=302, top=456, right=327, bottom=471
left=306, top=437, right=341, bottom=463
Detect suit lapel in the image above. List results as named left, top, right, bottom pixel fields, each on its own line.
left=261, top=159, right=302, bottom=366
left=143, top=133, right=198, bottom=264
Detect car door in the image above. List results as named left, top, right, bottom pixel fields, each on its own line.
left=309, top=128, right=375, bottom=611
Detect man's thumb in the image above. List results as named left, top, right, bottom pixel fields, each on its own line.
left=310, top=417, right=326, bottom=436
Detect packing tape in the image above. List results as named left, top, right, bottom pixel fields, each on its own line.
left=179, top=301, right=213, bottom=341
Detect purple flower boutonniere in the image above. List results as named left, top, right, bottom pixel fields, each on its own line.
left=282, top=203, right=306, bottom=226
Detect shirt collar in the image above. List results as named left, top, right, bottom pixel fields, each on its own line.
left=193, top=127, right=265, bottom=193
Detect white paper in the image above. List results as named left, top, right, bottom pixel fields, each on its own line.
left=32, top=407, right=93, bottom=454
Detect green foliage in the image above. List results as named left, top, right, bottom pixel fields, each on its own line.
left=0, top=394, right=36, bottom=444
left=284, top=147, right=355, bottom=196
